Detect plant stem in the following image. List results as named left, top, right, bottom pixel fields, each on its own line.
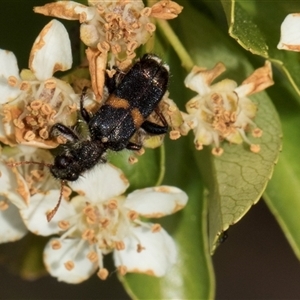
left=155, top=143, right=165, bottom=186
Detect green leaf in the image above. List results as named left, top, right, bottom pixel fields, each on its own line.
left=221, top=0, right=269, bottom=58
left=221, top=0, right=300, bottom=98
left=264, top=80, right=300, bottom=259
left=169, top=0, right=282, bottom=253
left=195, top=90, right=282, bottom=253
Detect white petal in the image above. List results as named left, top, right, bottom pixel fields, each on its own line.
left=34, top=1, right=87, bottom=20
left=124, top=186, right=188, bottom=218
left=29, top=20, right=72, bottom=80
left=184, top=67, right=211, bottom=95
left=74, top=5, right=96, bottom=22
left=20, top=190, right=76, bottom=236
left=0, top=200, right=27, bottom=243
left=44, top=238, right=97, bottom=283
left=0, top=162, right=29, bottom=209
left=184, top=63, right=226, bottom=95
left=69, top=164, right=129, bottom=203
left=278, top=13, right=300, bottom=51
left=0, top=49, right=21, bottom=103
left=0, top=82, right=20, bottom=104
left=0, top=49, right=20, bottom=80
left=113, top=225, right=177, bottom=277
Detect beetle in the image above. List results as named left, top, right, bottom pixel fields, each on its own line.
left=44, top=54, right=170, bottom=220
left=50, top=53, right=169, bottom=181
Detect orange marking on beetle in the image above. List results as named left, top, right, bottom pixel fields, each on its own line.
left=106, top=95, right=130, bottom=109
left=131, top=108, right=144, bottom=127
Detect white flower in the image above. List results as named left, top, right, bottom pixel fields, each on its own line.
left=278, top=13, right=300, bottom=51
left=27, top=163, right=188, bottom=283
left=34, top=0, right=183, bottom=58
left=0, top=145, right=65, bottom=243
left=181, top=61, right=274, bottom=155
left=0, top=19, right=77, bottom=148
left=0, top=155, right=28, bottom=243
left=33, top=0, right=183, bottom=99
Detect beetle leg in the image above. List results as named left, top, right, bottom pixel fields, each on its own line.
left=50, top=123, right=79, bottom=143
left=79, top=87, right=91, bottom=123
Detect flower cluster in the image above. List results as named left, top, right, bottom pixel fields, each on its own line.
left=34, top=0, right=183, bottom=99
left=180, top=61, right=274, bottom=155
left=0, top=14, right=187, bottom=283
left=0, top=20, right=77, bottom=149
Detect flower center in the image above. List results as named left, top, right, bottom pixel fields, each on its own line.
left=79, top=199, right=131, bottom=250
left=2, top=78, right=77, bottom=147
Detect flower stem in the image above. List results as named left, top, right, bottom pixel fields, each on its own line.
left=157, top=19, right=194, bottom=72
left=155, top=143, right=165, bottom=186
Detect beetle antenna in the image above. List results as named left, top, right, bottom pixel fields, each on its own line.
left=46, top=180, right=66, bottom=222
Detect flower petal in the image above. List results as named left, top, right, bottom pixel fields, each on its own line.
left=278, top=13, right=300, bottom=51
left=124, top=186, right=188, bottom=218
left=184, top=63, right=226, bottom=95
left=0, top=200, right=27, bottom=243
left=0, top=162, right=29, bottom=209
left=69, top=164, right=129, bottom=203
left=113, top=224, right=177, bottom=277
left=0, top=49, right=21, bottom=103
left=0, top=49, right=20, bottom=80
left=20, top=190, right=76, bottom=236
left=29, top=20, right=72, bottom=81
left=44, top=238, right=97, bottom=283
left=34, top=1, right=87, bottom=20
left=236, top=61, right=274, bottom=96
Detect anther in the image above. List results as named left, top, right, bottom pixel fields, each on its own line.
left=115, top=241, right=125, bottom=251
left=97, top=268, right=109, bottom=280
left=51, top=240, right=62, bottom=250
left=137, top=244, right=145, bottom=253
left=0, top=200, right=9, bottom=211
left=64, top=260, right=75, bottom=271
left=107, top=199, right=118, bottom=210
left=118, top=265, right=127, bottom=276
left=58, top=220, right=70, bottom=230
left=212, top=147, right=224, bottom=156
left=151, top=223, right=162, bottom=233
left=87, top=251, right=98, bottom=263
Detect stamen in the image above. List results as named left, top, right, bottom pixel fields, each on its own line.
left=97, top=268, right=109, bottom=280
left=59, top=224, right=78, bottom=241
left=212, top=147, right=224, bottom=156
left=115, top=241, right=125, bottom=251
left=118, top=265, right=127, bottom=276
left=170, top=130, right=181, bottom=140
left=137, top=244, right=145, bottom=253
left=51, top=240, right=62, bottom=250
left=82, top=228, right=95, bottom=241
left=64, top=260, right=75, bottom=271
left=107, top=199, right=118, bottom=210
left=0, top=200, right=9, bottom=211
left=128, top=156, right=138, bottom=164
left=58, top=220, right=70, bottom=230
left=127, top=210, right=138, bottom=221
left=151, top=223, right=162, bottom=233
left=250, top=144, right=261, bottom=153
left=70, top=238, right=87, bottom=261
left=87, top=251, right=98, bottom=263
left=252, top=128, right=263, bottom=138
